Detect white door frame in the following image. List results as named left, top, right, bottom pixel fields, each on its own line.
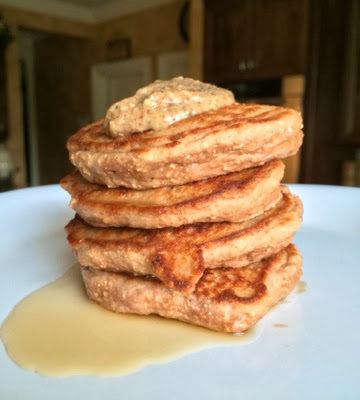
left=91, top=57, right=152, bottom=120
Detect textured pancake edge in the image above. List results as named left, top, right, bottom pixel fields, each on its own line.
left=66, top=190, right=303, bottom=293
left=80, top=244, right=302, bottom=333
left=60, top=160, right=284, bottom=228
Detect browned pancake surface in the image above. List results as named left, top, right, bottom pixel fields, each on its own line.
left=67, top=103, right=303, bottom=188
left=66, top=189, right=303, bottom=293
left=60, top=160, right=284, bottom=228
left=80, top=244, right=302, bottom=332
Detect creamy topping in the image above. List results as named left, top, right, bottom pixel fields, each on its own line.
left=104, top=76, right=235, bottom=137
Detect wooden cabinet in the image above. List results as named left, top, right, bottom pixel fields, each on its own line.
left=253, top=0, right=307, bottom=77
left=204, top=0, right=249, bottom=82
left=204, top=0, right=307, bottom=82
left=301, top=0, right=360, bottom=185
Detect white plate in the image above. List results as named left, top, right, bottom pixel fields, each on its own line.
left=0, top=184, right=359, bottom=399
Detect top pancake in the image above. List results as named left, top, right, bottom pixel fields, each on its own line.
left=67, top=103, right=303, bottom=189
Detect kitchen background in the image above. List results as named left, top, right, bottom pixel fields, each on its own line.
left=0, top=0, right=358, bottom=190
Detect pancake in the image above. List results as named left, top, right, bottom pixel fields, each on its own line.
left=67, top=103, right=303, bottom=189
left=60, top=160, right=284, bottom=229
left=80, top=244, right=302, bottom=333
left=65, top=189, right=303, bottom=293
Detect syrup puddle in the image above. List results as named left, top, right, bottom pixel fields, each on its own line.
left=0, top=265, right=260, bottom=377
left=273, top=323, right=288, bottom=328
left=296, top=280, right=307, bottom=294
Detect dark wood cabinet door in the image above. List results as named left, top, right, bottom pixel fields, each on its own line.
left=252, top=0, right=307, bottom=77
left=203, top=0, right=307, bottom=82
left=339, top=0, right=360, bottom=146
left=204, top=0, right=250, bottom=82
left=301, top=0, right=358, bottom=184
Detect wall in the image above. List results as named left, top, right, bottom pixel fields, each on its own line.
left=95, top=0, right=188, bottom=81
left=96, top=1, right=187, bottom=58
left=0, top=5, right=93, bottom=37
left=0, top=1, right=188, bottom=187
left=0, top=4, right=95, bottom=187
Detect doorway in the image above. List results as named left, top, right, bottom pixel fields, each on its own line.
left=18, top=29, right=94, bottom=185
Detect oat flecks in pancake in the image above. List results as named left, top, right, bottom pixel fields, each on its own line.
left=66, top=190, right=303, bottom=293
left=80, top=244, right=302, bottom=333
left=67, top=103, right=303, bottom=189
left=60, top=160, right=284, bottom=229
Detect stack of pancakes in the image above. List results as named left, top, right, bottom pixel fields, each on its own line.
left=61, top=101, right=304, bottom=333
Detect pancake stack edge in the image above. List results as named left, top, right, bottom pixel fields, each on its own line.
left=61, top=101, right=304, bottom=333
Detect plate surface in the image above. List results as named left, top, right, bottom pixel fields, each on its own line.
left=0, top=184, right=359, bottom=399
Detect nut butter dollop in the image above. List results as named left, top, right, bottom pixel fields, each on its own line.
left=104, top=76, right=235, bottom=137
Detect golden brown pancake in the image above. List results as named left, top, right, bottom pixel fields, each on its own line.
left=66, top=189, right=303, bottom=293
left=80, top=244, right=302, bottom=333
left=60, top=160, right=284, bottom=229
left=67, top=103, right=303, bottom=189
